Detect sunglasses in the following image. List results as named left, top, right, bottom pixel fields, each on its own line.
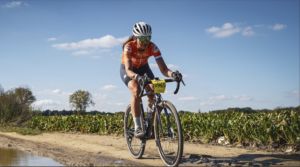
left=137, top=36, right=151, bottom=42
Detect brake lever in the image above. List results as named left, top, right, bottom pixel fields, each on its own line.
left=181, top=79, right=186, bottom=86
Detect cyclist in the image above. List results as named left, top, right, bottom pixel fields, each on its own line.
left=120, top=22, right=182, bottom=138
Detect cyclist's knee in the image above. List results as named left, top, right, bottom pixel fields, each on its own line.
left=147, top=94, right=154, bottom=102
left=128, top=81, right=141, bottom=99
left=131, top=88, right=141, bottom=99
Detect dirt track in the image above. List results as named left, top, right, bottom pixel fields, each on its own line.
left=0, top=131, right=299, bottom=166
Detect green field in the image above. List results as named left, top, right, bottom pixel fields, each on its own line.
left=28, top=110, right=300, bottom=145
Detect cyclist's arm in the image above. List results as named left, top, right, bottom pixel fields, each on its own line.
left=124, top=52, right=137, bottom=80
left=156, top=59, right=172, bottom=78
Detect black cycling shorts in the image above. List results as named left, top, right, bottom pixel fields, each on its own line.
left=120, top=63, right=155, bottom=87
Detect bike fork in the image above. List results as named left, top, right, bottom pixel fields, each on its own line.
left=155, top=105, right=172, bottom=136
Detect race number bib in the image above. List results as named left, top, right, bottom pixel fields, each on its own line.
left=151, top=79, right=166, bottom=93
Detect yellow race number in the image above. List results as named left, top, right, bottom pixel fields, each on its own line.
left=151, top=79, right=166, bottom=93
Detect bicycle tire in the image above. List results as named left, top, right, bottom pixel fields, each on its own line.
left=124, top=104, right=146, bottom=159
left=154, top=100, right=183, bottom=166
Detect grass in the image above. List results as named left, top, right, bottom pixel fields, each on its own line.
left=0, top=126, right=43, bottom=136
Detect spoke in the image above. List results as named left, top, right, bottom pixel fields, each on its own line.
left=157, top=107, right=179, bottom=163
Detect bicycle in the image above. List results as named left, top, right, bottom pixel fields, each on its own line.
left=124, top=71, right=185, bottom=166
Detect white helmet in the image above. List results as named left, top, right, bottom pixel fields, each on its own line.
left=132, top=22, right=152, bottom=37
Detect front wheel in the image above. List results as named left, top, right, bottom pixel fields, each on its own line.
left=154, top=101, right=183, bottom=166
left=124, top=104, right=146, bottom=159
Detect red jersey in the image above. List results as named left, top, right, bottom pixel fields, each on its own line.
left=121, top=41, right=162, bottom=68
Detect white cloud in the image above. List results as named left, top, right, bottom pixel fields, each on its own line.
left=72, top=50, right=92, bottom=55
left=291, top=90, right=299, bottom=94
left=47, top=38, right=57, bottom=41
left=149, top=63, right=158, bottom=68
left=91, top=56, right=101, bottom=59
left=52, top=35, right=128, bottom=50
left=167, top=64, right=179, bottom=70
left=72, top=49, right=110, bottom=56
left=115, top=91, right=128, bottom=94
left=178, top=97, right=199, bottom=101
left=240, top=95, right=252, bottom=101
left=98, top=102, right=125, bottom=106
left=36, top=89, right=71, bottom=97
left=233, top=95, right=253, bottom=101
left=106, top=102, right=125, bottom=106
left=93, top=94, right=113, bottom=99
left=286, top=89, right=299, bottom=98
left=3, top=1, right=21, bottom=8
left=242, top=27, right=255, bottom=36
left=200, top=101, right=215, bottom=106
left=209, top=95, right=231, bottom=100
left=98, top=85, right=118, bottom=91
left=149, top=63, right=179, bottom=70
left=254, top=24, right=265, bottom=27
left=205, top=23, right=241, bottom=38
left=33, top=99, right=60, bottom=106
left=268, top=23, right=287, bottom=30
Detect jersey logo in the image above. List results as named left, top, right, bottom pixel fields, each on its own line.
left=131, top=58, right=136, bottom=61
left=125, top=46, right=132, bottom=52
left=153, top=45, right=159, bottom=52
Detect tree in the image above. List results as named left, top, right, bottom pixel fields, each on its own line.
left=13, top=86, right=36, bottom=118
left=0, top=85, right=37, bottom=124
left=14, top=86, right=36, bottom=106
left=69, top=90, right=95, bottom=115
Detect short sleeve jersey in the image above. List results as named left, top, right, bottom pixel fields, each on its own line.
left=121, top=41, right=162, bottom=68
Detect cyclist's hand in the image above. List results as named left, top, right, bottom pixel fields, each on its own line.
left=171, top=71, right=182, bottom=82
left=135, top=74, right=144, bottom=86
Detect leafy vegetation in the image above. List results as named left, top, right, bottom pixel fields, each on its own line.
left=0, top=126, right=42, bottom=135
left=40, top=109, right=115, bottom=116
left=0, top=85, right=41, bottom=125
left=28, top=110, right=300, bottom=145
left=28, top=113, right=125, bottom=134
left=210, top=106, right=300, bottom=114
left=69, top=90, right=95, bottom=115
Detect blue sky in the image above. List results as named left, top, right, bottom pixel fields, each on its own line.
left=0, top=0, right=299, bottom=113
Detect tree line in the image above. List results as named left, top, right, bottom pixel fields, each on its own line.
left=41, top=109, right=116, bottom=116
left=1, top=84, right=299, bottom=125
left=208, top=106, right=300, bottom=114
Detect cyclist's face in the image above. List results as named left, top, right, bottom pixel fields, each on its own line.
left=136, top=38, right=150, bottom=51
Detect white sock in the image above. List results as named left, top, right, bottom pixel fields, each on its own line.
left=133, top=117, right=141, bottom=130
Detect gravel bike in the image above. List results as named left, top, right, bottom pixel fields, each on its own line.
left=124, top=71, right=185, bottom=166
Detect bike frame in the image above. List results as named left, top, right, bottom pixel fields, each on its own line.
left=140, top=91, right=171, bottom=139
left=133, top=73, right=185, bottom=140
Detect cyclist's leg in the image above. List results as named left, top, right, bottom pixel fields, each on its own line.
left=120, top=64, right=143, bottom=135
left=120, top=64, right=141, bottom=118
left=145, top=84, right=154, bottom=106
left=127, top=80, right=141, bottom=118
left=127, top=80, right=145, bottom=137
left=143, top=63, right=155, bottom=108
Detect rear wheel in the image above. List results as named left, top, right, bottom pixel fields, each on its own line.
left=124, top=104, right=146, bottom=159
left=154, top=101, right=183, bottom=166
